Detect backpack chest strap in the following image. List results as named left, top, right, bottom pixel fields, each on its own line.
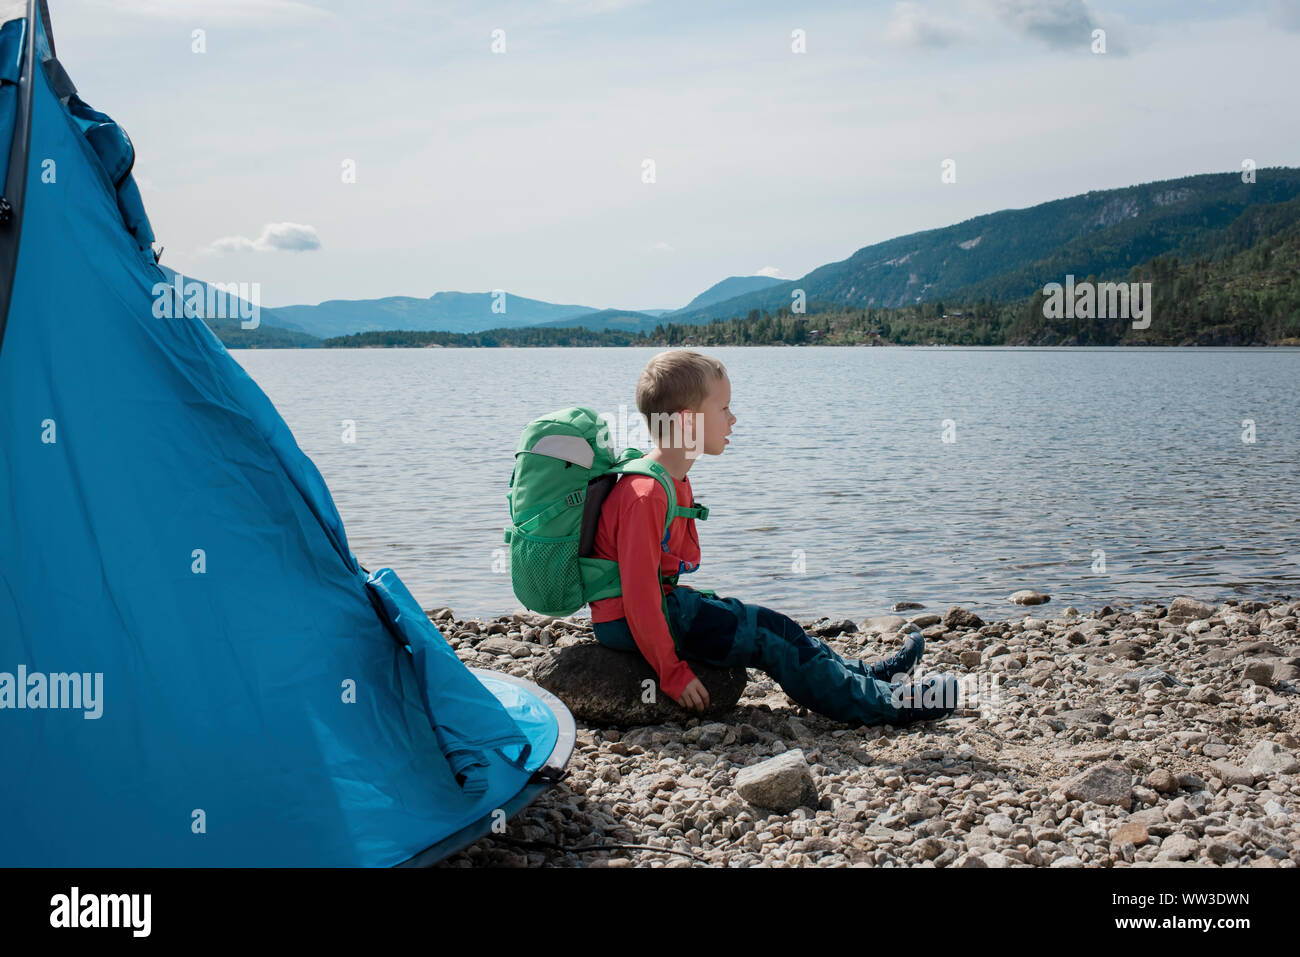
left=672, top=502, right=708, bottom=521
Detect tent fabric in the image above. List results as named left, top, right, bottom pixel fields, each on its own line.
left=0, top=2, right=561, bottom=866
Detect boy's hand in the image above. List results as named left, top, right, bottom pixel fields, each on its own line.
left=675, top=677, right=710, bottom=713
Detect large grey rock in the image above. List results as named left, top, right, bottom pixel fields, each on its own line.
left=1156, top=833, right=1200, bottom=862
left=903, top=794, right=942, bottom=823
left=735, top=749, right=819, bottom=812
left=861, top=615, right=907, bottom=635
left=1208, top=641, right=1287, bottom=663
left=532, top=642, right=748, bottom=727
left=1112, top=821, right=1149, bottom=846
left=1060, top=761, right=1133, bottom=810
left=479, top=635, right=526, bottom=656
left=1243, top=741, right=1300, bottom=776
left=984, top=812, right=1016, bottom=837
left=1009, top=589, right=1051, bottom=605
left=1207, top=760, right=1257, bottom=787
left=1146, top=768, right=1179, bottom=794
left=1128, top=807, right=1167, bottom=826
left=810, top=618, right=858, bottom=637
left=1240, top=819, right=1285, bottom=850
left=1243, top=661, right=1274, bottom=686
left=1057, top=707, right=1114, bottom=727
left=1165, top=796, right=1196, bottom=821
left=943, top=606, right=985, bottom=629
left=1101, top=640, right=1146, bottom=661
left=1166, top=597, right=1217, bottom=625
left=1267, top=657, right=1300, bottom=682
left=1122, top=667, right=1187, bottom=690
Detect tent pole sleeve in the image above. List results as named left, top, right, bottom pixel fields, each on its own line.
left=36, top=0, right=50, bottom=55
left=0, top=0, right=37, bottom=356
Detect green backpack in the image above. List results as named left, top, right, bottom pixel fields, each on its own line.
left=504, top=406, right=712, bottom=618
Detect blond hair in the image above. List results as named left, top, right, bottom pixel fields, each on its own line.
left=636, top=349, right=727, bottom=445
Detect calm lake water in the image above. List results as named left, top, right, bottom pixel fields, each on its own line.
left=230, top=346, right=1300, bottom=623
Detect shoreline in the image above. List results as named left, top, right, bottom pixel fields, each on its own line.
left=431, top=595, right=1300, bottom=868
left=226, top=341, right=1300, bottom=350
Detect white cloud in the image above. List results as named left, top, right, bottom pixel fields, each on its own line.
left=208, top=222, right=321, bottom=253
left=981, top=0, right=1112, bottom=50
left=755, top=265, right=782, bottom=277
left=885, top=2, right=966, bottom=48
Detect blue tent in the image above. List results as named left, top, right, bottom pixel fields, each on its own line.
left=0, top=0, right=573, bottom=866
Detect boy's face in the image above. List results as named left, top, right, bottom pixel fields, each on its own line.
left=681, top=373, right=735, bottom=458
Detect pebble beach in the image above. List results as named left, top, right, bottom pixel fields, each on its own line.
left=429, top=595, right=1300, bottom=868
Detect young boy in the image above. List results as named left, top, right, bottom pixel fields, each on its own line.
left=588, top=349, right=961, bottom=727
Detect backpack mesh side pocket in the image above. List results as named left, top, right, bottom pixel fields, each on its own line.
left=508, top=529, right=584, bottom=617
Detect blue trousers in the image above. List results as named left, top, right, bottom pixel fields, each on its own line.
left=592, top=585, right=904, bottom=726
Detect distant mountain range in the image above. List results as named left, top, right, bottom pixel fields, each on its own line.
left=256, top=275, right=788, bottom=338
left=191, top=167, right=1300, bottom=347
left=519, top=276, right=784, bottom=335
left=181, top=270, right=792, bottom=342
left=265, top=291, right=599, bottom=337
left=678, top=274, right=786, bottom=311
left=662, top=168, right=1300, bottom=325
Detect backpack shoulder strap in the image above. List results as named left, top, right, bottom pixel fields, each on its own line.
left=609, top=457, right=710, bottom=536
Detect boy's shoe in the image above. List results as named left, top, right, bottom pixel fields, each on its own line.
left=865, top=631, right=924, bottom=683
left=889, top=673, right=961, bottom=724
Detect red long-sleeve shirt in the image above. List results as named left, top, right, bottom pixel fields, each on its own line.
left=589, top=471, right=702, bottom=700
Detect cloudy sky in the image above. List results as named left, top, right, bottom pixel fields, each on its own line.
left=40, top=0, right=1300, bottom=309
